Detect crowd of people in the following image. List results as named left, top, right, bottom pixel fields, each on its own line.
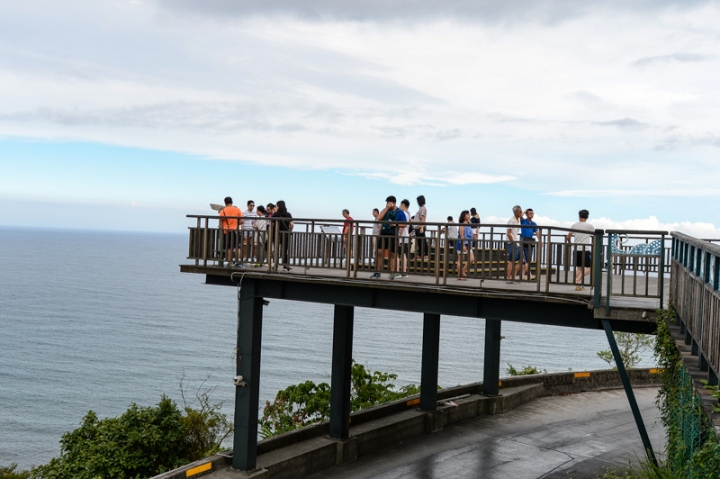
left=216, top=194, right=595, bottom=289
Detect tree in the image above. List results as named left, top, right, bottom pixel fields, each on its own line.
left=597, top=332, right=654, bottom=369
left=31, top=388, right=231, bottom=479
left=260, top=361, right=421, bottom=438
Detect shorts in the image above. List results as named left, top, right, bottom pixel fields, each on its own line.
left=222, top=231, right=240, bottom=250
left=575, top=250, right=592, bottom=268
left=507, top=242, right=523, bottom=262
left=243, top=230, right=255, bottom=240
left=398, top=240, right=410, bottom=256
left=522, top=239, right=535, bottom=262
left=378, top=233, right=397, bottom=253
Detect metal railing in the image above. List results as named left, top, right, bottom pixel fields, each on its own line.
left=186, top=215, right=671, bottom=307
left=671, top=232, right=720, bottom=381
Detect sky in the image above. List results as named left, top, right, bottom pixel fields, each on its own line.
left=1, top=0, right=719, bottom=236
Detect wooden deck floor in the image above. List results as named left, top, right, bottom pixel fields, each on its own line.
left=181, top=262, right=667, bottom=315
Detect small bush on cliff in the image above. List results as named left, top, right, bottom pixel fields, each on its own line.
left=506, top=364, right=546, bottom=376
left=1, top=463, right=31, bottom=479
left=597, top=332, right=654, bottom=369
left=259, top=361, right=420, bottom=438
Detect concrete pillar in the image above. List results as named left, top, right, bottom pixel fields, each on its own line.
left=329, top=305, right=354, bottom=440
left=482, top=319, right=502, bottom=396
left=420, top=313, right=441, bottom=411
left=233, top=279, right=264, bottom=471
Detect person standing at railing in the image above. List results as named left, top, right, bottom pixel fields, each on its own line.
left=441, top=216, right=458, bottom=250
left=371, top=196, right=400, bottom=279
left=342, top=209, right=354, bottom=263
left=253, top=205, right=269, bottom=267
left=397, top=200, right=411, bottom=278
left=565, top=209, right=595, bottom=290
left=521, top=208, right=542, bottom=280
left=456, top=210, right=474, bottom=281
left=470, top=207, right=481, bottom=242
left=413, top=195, right=428, bottom=259
left=219, top=196, right=244, bottom=268
left=506, top=205, right=524, bottom=284
left=242, top=200, right=258, bottom=265
left=271, top=200, right=294, bottom=271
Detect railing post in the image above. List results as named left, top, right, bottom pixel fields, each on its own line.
left=593, top=230, right=604, bottom=309
left=659, top=233, right=666, bottom=307
left=605, top=232, right=612, bottom=315
left=203, top=217, right=209, bottom=267
left=545, top=228, right=552, bottom=293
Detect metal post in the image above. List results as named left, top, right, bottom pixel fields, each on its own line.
left=605, top=234, right=612, bottom=315
left=420, top=313, right=441, bottom=410
left=482, top=319, right=501, bottom=396
left=233, top=279, right=264, bottom=471
left=601, top=319, right=657, bottom=466
left=658, top=233, right=666, bottom=307
left=691, top=339, right=699, bottom=355
left=329, top=305, right=354, bottom=440
left=593, top=230, right=603, bottom=309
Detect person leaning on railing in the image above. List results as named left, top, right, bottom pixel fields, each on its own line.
left=253, top=205, right=269, bottom=267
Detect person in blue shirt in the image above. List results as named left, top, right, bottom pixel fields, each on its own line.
left=455, top=210, right=474, bottom=281
left=371, top=196, right=401, bottom=279
left=520, top=208, right=542, bottom=279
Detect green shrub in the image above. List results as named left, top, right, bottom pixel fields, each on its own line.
left=505, top=364, right=546, bottom=376
left=30, top=387, right=231, bottom=479
left=260, top=360, right=421, bottom=438
left=0, top=463, right=31, bottom=479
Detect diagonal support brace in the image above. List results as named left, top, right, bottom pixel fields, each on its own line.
left=601, top=319, right=657, bottom=467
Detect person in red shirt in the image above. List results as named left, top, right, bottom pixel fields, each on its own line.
left=219, top=196, right=244, bottom=267
left=342, top=209, right=354, bottom=262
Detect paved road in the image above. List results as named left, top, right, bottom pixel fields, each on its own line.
left=309, top=388, right=665, bottom=479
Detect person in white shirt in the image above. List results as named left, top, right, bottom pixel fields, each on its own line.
left=441, top=216, right=459, bottom=251
left=242, top=200, right=258, bottom=262
left=506, top=205, right=523, bottom=284
left=565, top=209, right=595, bottom=290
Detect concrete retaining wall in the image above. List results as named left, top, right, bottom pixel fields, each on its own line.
left=153, top=367, right=662, bottom=479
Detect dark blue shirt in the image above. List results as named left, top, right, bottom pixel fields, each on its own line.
left=521, top=218, right=537, bottom=239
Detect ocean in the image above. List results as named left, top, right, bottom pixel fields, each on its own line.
left=0, top=227, right=656, bottom=470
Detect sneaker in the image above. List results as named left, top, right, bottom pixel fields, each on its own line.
left=224, top=263, right=232, bottom=268
left=401, top=273, right=408, bottom=278
left=254, top=263, right=263, bottom=267
left=283, top=265, right=292, bottom=271
left=370, top=272, right=381, bottom=279
left=389, top=273, right=399, bottom=280
left=575, top=286, right=586, bottom=291
left=234, top=262, right=245, bottom=268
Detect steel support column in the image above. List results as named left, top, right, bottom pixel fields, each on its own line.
left=601, top=319, right=657, bottom=466
left=420, top=313, right=441, bottom=410
left=329, top=305, right=354, bottom=439
left=691, top=339, right=699, bottom=356
left=482, top=319, right=502, bottom=396
left=233, top=279, right=264, bottom=471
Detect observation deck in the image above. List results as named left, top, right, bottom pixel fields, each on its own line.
left=177, top=215, right=720, bottom=477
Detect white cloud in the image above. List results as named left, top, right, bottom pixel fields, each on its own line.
left=1, top=0, right=720, bottom=222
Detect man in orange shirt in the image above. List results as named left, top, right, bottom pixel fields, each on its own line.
left=219, top=196, right=244, bottom=267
